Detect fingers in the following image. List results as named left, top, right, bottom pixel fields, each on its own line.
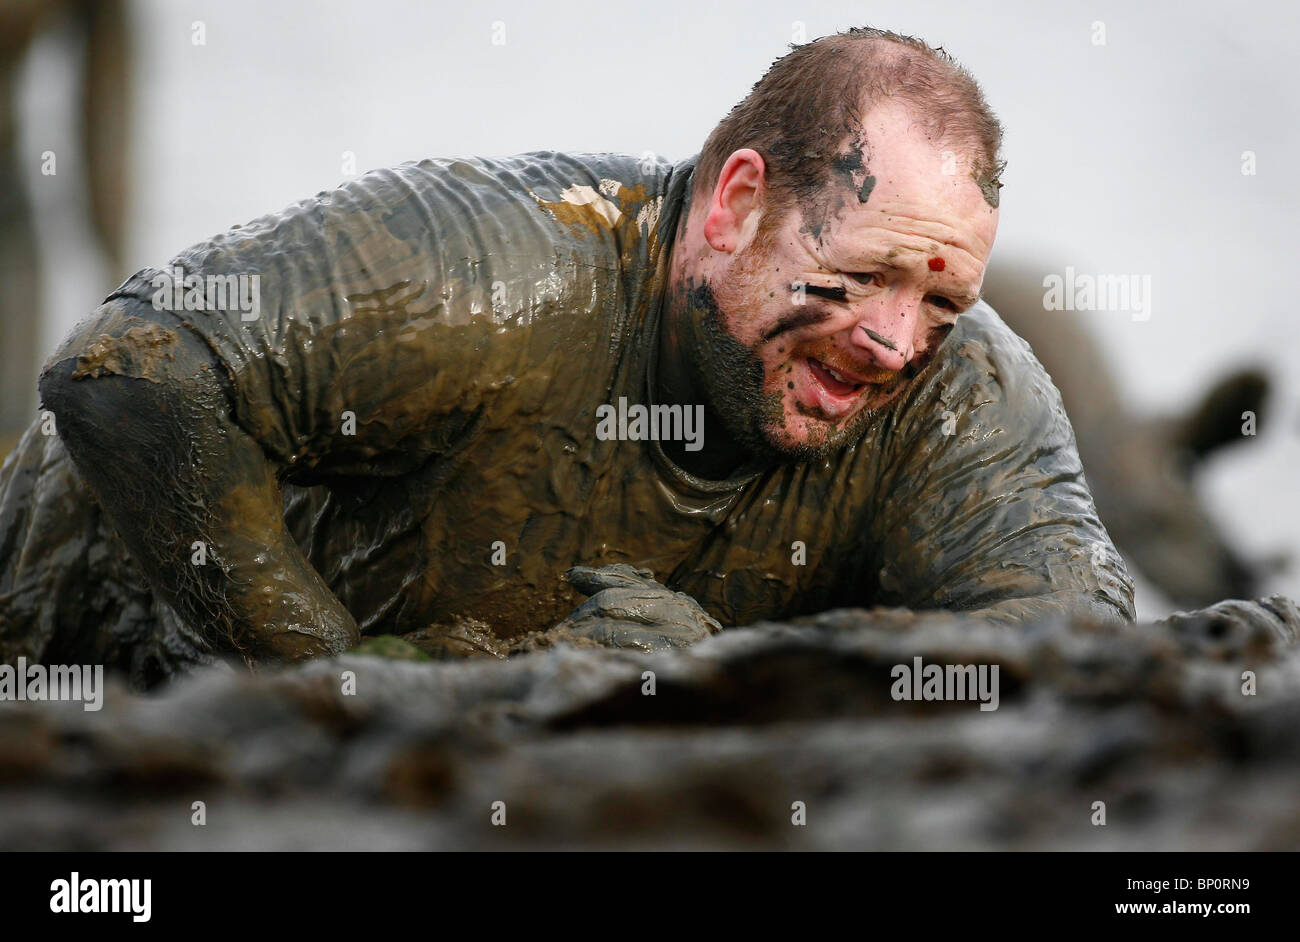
left=567, top=588, right=681, bottom=626
left=554, top=617, right=711, bottom=652
left=1159, top=596, right=1298, bottom=648
left=553, top=564, right=723, bottom=652
left=565, top=563, right=658, bottom=597
left=1255, top=595, right=1300, bottom=644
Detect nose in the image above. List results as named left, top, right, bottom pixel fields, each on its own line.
left=847, top=303, right=915, bottom=373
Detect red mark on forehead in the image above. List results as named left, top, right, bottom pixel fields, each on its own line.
left=928, top=257, right=946, bottom=272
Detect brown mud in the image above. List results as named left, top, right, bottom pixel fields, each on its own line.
left=6, top=151, right=1130, bottom=687
left=70, top=320, right=178, bottom=383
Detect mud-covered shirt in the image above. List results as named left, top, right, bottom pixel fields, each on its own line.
left=2, top=151, right=1134, bottom=674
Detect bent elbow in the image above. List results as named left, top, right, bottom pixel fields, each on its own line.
left=37, top=300, right=215, bottom=461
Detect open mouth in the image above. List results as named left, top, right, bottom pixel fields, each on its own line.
left=794, top=356, right=905, bottom=421
left=808, top=358, right=867, bottom=398
left=799, top=357, right=873, bottom=420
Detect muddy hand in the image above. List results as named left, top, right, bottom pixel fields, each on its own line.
left=550, top=563, right=723, bottom=652
left=1157, top=595, right=1300, bottom=649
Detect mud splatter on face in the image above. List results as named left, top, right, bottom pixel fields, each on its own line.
left=799, top=284, right=848, bottom=304
left=763, top=302, right=834, bottom=343
left=830, top=147, right=867, bottom=186
left=858, top=175, right=877, bottom=203
left=679, top=268, right=896, bottom=464
left=862, top=327, right=898, bottom=352
left=796, top=129, right=873, bottom=244
left=973, top=168, right=1003, bottom=209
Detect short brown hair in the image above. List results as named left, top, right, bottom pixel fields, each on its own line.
left=693, top=27, right=1006, bottom=222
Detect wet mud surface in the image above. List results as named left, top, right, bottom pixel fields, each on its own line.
left=1, top=603, right=1297, bottom=850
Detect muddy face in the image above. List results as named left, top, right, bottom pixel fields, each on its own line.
left=663, top=103, right=999, bottom=464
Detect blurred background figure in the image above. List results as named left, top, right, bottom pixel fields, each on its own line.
left=983, top=263, right=1277, bottom=609
left=0, top=0, right=131, bottom=454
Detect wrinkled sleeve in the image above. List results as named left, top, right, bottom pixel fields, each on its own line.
left=864, top=305, right=1136, bottom=625
left=81, top=157, right=582, bottom=477
left=35, top=154, right=628, bottom=661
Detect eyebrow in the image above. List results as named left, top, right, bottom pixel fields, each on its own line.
left=852, top=254, right=906, bottom=271
left=843, top=254, right=981, bottom=307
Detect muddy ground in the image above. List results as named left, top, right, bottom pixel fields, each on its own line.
left=1, top=603, right=1298, bottom=850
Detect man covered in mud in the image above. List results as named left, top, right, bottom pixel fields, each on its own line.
left=9, top=27, right=1285, bottom=685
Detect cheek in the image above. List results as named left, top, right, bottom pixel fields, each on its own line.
left=755, top=343, right=795, bottom=390
left=713, top=282, right=779, bottom=346
left=745, top=291, right=794, bottom=346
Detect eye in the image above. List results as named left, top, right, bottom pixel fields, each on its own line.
left=846, top=272, right=880, bottom=287
left=926, top=295, right=956, bottom=311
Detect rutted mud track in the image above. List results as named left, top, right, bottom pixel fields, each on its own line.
left=2, top=602, right=1298, bottom=850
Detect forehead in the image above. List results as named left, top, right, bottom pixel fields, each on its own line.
left=799, top=104, right=999, bottom=266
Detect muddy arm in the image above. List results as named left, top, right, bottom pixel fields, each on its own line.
left=33, top=159, right=553, bottom=662
left=39, top=304, right=360, bottom=665
left=36, top=155, right=635, bottom=662
left=863, top=309, right=1136, bottom=627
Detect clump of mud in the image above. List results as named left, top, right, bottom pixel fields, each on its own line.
left=1, top=605, right=1298, bottom=850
